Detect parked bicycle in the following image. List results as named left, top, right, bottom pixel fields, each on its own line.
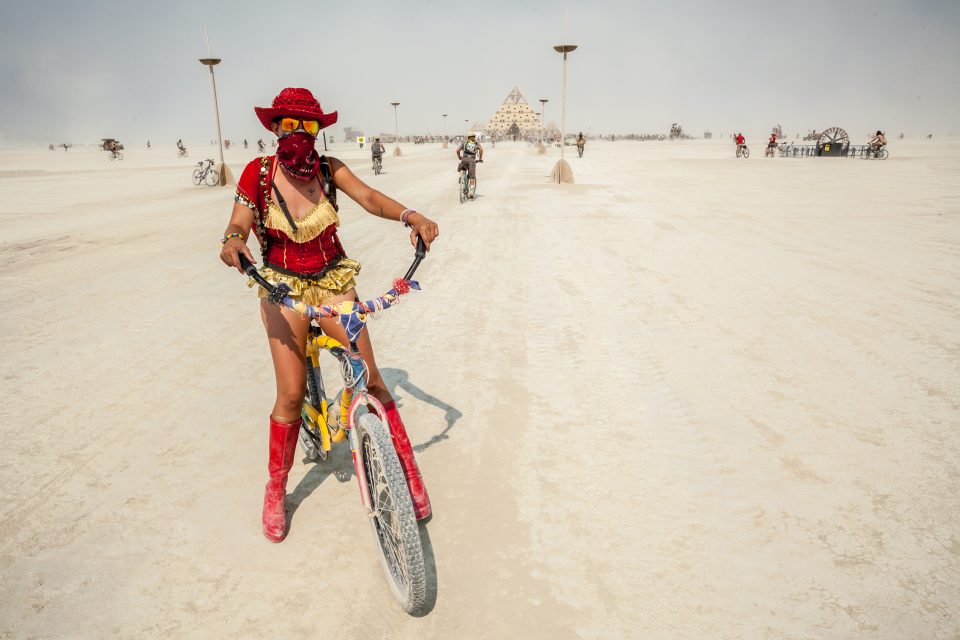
left=239, top=238, right=429, bottom=615
left=192, top=159, right=219, bottom=186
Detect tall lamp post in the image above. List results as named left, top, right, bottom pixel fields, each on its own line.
left=442, top=113, right=448, bottom=148
left=198, top=56, right=230, bottom=185
left=390, top=102, right=401, bottom=156
left=552, top=44, right=577, bottom=184
left=538, top=98, right=549, bottom=154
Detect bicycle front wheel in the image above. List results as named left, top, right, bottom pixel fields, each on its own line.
left=192, top=169, right=203, bottom=186
left=357, top=413, right=427, bottom=614
left=206, top=169, right=220, bottom=186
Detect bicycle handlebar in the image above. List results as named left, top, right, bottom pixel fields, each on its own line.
left=238, top=235, right=426, bottom=344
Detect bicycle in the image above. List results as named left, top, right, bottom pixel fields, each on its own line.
left=239, top=238, right=429, bottom=614
left=108, top=149, right=123, bottom=161
left=577, top=142, right=585, bottom=158
left=736, top=144, right=750, bottom=158
left=373, top=155, right=383, bottom=175
left=866, top=146, right=889, bottom=160
left=193, top=159, right=219, bottom=186
left=458, top=159, right=480, bottom=203
left=178, top=148, right=189, bottom=158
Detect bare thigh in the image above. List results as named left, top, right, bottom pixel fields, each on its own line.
left=260, top=298, right=312, bottom=422
left=314, top=288, right=389, bottom=402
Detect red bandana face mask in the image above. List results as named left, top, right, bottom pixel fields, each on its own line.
left=276, top=131, right=320, bottom=181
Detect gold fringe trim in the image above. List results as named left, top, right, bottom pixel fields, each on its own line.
left=263, top=199, right=339, bottom=243
left=248, top=260, right=360, bottom=306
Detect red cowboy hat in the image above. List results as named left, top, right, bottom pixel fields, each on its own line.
left=254, top=87, right=338, bottom=132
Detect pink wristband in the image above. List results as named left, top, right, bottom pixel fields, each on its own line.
left=400, top=208, right=416, bottom=227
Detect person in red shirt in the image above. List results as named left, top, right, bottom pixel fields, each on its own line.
left=735, top=133, right=746, bottom=157
left=766, top=132, right=778, bottom=157
left=219, top=88, right=439, bottom=542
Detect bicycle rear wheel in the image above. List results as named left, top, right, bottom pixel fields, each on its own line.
left=206, top=168, right=220, bottom=186
left=741, top=147, right=750, bottom=158
left=357, top=413, right=427, bottom=614
left=458, top=173, right=466, bottom=204
left=877, top=148, right=889, bottom=160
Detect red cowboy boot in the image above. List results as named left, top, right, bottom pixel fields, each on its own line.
left=262, top=416, right=301, bottom=542
left=381, top=401, right=432, bottom=520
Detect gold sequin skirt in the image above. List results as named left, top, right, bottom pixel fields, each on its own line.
left=248, top=258, right=361, bottom=306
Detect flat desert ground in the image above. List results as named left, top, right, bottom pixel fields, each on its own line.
left=1, top=138, right=958, bottom=639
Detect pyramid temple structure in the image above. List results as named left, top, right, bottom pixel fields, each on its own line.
left=487, top=87, right=543, bottom=138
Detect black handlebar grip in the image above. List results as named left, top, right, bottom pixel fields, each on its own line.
left=237, top=254, right=257, bottom=276
left=415, top=235, right=426, bottom=259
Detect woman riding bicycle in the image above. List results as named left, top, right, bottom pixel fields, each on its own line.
left=219, top=87, right=439, bottom=542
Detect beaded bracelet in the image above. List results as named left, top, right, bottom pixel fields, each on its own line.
left=400, top=208, right=416, bottom=228
left=220, top=232, right=244, bottom=245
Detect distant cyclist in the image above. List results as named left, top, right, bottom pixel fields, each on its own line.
left=735, top=132, right=746, bottom=157
left=257, top=138, right=266, bottom=153
left=371, top=136, right=385, bottom=170
left=869, top=130, right=887, bottom=155
left=765, top=131, right=777, bottom=157
left=456, top=132, right=484, bottom=198
left=177, top=139, right=187, bottom=156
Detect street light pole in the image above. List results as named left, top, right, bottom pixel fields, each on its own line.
left=552, top=44, right=577, bottom=184
left=198, top=56, right=230, bottom=185
left=538, top=98, right=549, bottom=155
left=391, top=102, right=401, bottom=157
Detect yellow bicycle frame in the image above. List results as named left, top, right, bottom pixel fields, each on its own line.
left=301, top=334, right=353, bottom=455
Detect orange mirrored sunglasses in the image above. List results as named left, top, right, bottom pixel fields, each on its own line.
left=278, top=117, right=320, bottom=136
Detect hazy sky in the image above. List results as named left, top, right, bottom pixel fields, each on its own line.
left=1, top=0, right=958, bottom=145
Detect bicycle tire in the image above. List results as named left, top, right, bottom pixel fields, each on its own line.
left=458, top=173, right=466, bottom=204
left=206, top=169, right=219, bottom=186
left=741, top=147, right=750, bottom=158
left=877, top=148, right=888, bottom=160
left=192, top=169, right=203, bottom=186
left=357, top=413, right=427, bottom=614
